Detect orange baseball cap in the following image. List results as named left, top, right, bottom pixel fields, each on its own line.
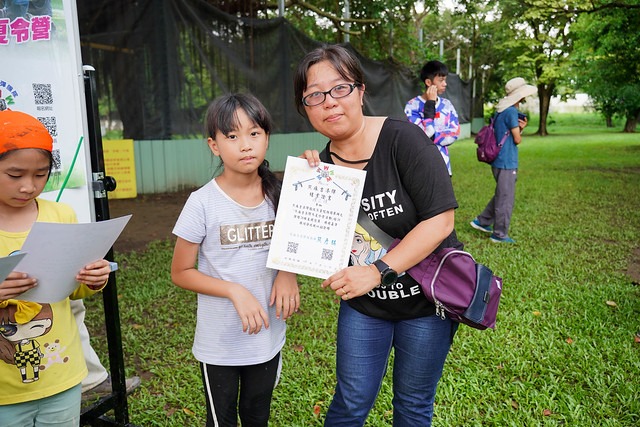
left=0, top=109, right=53, bottom=155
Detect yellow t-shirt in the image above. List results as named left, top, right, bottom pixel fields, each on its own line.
left=0, top=198, right=100, bottom=405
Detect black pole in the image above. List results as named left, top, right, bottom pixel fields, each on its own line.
left=81, top=65, right=135, bottom=427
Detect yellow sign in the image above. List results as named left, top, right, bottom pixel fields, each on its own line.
left=104, top=139, right=137, bottom=199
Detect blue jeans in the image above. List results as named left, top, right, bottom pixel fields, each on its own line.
left=324, top=302, right=457, bottom=427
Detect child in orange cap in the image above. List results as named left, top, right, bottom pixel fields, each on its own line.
left=0, top=109, right=112, bottom=425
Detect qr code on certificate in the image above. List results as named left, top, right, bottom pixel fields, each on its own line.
left=286, top=242, right=298, bottom=254
left=32, top=83, right=53, bottom=105
left=321, top=249, right=333, bottom=261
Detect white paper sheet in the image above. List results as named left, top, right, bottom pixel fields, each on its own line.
left=0, top=253, right=28, bottom=284
left=267, top=157, right=366, bottom=279
left=15, top=215, right=132, bottom=303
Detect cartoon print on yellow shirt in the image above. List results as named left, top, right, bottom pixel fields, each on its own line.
left=39, top=339, right=69, bottom=370
left=0, top=301, right=54, bottom=383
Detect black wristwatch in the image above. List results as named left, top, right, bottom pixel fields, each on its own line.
left=373, top=259, right=398, bottom=288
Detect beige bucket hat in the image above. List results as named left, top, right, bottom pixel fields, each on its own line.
left=496, top=77, right=537, bottom=113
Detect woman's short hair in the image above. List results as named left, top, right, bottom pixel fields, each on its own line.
left=293, top=44, right=365, bottom=116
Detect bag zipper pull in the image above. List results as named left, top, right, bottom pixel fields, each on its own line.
left=435, top=301, right=446, bottom=320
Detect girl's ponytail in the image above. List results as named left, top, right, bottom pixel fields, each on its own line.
left=259, top=160, right=281, bottom=213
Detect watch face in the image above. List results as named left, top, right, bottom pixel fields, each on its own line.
left=381, top=269, right=398, bottom=286
left=374, top=260, right=397, bottom=287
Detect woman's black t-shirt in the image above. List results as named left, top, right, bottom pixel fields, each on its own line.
left=320, top=117, right=462, bottom=320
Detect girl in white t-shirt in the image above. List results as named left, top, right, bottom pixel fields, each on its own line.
left=171, top=93, right=299, bottom=427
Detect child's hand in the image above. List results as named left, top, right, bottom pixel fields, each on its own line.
left=76, top=259, right=111, bottom=290
left=230, top=286, right=270, bottom=334
left=270, top=271, right=299, bottom=321
left=299, top=149, right=320, bottom=168
left=0, top=271, right=37, bottom=300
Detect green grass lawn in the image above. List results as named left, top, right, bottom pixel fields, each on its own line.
left=84, top=113, right=640, bottom=426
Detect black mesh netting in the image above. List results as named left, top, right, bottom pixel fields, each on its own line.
left=78, top=0, right=470, bottom=139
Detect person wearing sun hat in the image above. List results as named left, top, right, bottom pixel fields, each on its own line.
left=469, top=77, right=537, bottom=244
left=495, top=77, right=537, bottom=113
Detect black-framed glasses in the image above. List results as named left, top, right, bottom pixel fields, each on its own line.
left=302, top=83, right=362, bottom=107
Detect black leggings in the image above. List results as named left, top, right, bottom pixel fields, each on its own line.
left=200, top=352, right=281, bottom=427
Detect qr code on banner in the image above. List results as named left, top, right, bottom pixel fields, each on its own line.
left=37, top=116, right=57, bottom=137
left=321, top=249, right=333, bottom=261
left=286, top=242, right=299, bottom=254
left=32, top=83, right=53, bottom=105
left=51, top=149, right=61, bottom=171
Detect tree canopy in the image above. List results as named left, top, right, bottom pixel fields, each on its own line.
left=194, top=1, right=640, bottom=133
left=267, top=0, right=640, bottom=135
left=572, top=4, right=640, bottom=132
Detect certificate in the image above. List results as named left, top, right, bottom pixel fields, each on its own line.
left=15, top=215, right=132, bottom=303
left=267, top=157, right=366, bottom=279
left=0, top=253, right=28, bottom=283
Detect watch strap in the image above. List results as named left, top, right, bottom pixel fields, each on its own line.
left=373, top=259, right=390, bottom=273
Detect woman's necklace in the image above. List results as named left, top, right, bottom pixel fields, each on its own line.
left=328, top=119, right=371, bottom=164
left=329, top=150, right=370, bottom=164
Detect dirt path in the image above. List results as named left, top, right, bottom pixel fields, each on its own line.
left=108, top=190, right=193, bottom=254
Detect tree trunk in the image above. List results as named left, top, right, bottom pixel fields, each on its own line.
left=535, top=82, right=554, bottom=136
left=623, top=113, right=638, bottom=133
left=606, top=115, right=613, bottom=128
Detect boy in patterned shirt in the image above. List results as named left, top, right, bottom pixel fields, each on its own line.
left=405, top=60, right=460, bottom=176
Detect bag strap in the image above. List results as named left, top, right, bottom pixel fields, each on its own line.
left=497, top=131, right=509, bottom=147
left=493, top=112, right=510, bottom=147
left=357, top=209, right=394, bottom=249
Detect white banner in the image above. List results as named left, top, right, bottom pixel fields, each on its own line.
left=0, top=0, right=94, bottom=222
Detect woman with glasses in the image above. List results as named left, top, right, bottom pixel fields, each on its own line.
left=294, top=44, right=462, bottom=426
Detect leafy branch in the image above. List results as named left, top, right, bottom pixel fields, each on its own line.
left=521, top=0, right=640, bottom=16
left=263, top=0, right=380, bottom=35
